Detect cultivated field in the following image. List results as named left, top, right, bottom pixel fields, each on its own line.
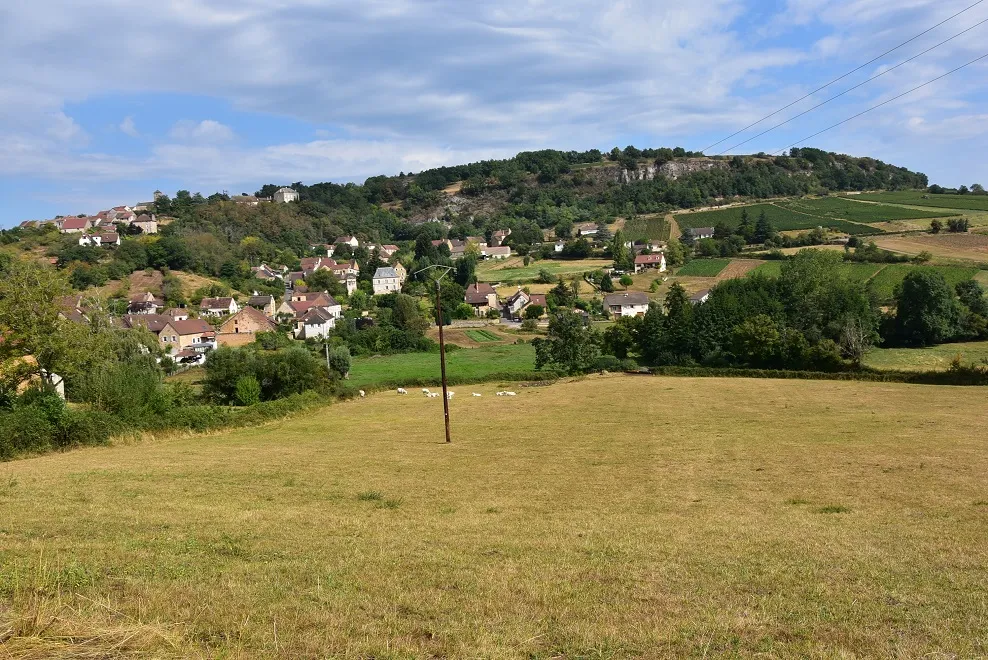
left=622, top=214, right=670, bottom=242
left=857, top=191, right=988, bottom=212
left=874, top=233, right=988, bottom=264
left=476, top=258, right=611, bottom=283
left=675, top=258, right=730, bottom=277
left=779, top=197, right=955, bottom=224
left=2, top=376, right=988, bottom=657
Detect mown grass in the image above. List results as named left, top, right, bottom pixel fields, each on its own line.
left=864, top=340, right=988, bottom=372
left=676, top=258, right=730, bottom=277
left=2, top=375, right=987, bottom=657
left=856, top=191, right=988, bottom=212
left=348, top=343, right=536, bottom=389
left=464, top=330, right=502, bottom=343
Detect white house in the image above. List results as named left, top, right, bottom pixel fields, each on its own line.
left=577, top=223, right=599, bottom=236
left=481, top=246, right=511, bottom=260
left=294, top=307, right=335, bottom=339
left=334, top=235, right=359, bottom=248
left=604, top=292, right=650, bottom=318
left=273, top=187, right=299, bottom=203
left=372, top=267, right=401, bottom=295
left=688, top=227, right=715, bottom=241
left=690, top=289, right=711, bottom=305
left=634, top=253, right=667, bottom=274
left=554, top=241, right=565, bottom=253
left=199, top=297, right=240, bottom=317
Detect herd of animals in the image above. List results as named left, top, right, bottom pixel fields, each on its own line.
left=356, top=388, right=517, bottom=398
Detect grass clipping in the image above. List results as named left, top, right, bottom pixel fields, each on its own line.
left=0, top=557, right=184, bottom=659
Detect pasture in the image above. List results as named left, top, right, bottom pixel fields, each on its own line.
left=347, top=343, right=537, bottom=390
left=675, top=258, right=730, bottom=277
left=864, top=340, right=988, bottom=372
left=856, top=191, right=988, bottom=212
left=874, top=233, right=988, bottom=264
left=675, top=203, right=878, bottom=235
left=3, top=376, right=988, bottom=657
left=476, top=257, right=611, bottom=283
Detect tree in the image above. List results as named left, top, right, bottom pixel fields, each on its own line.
left=600, top=274, right=614, bottom=292
left=663, top=282, right=694, bottom=360
left=306, top=269, right=346, bottom=297
left=947, top=218, right=970, bottom=233
left=893, top=270, right=961, bottom=346
left=524, top=304, right=545, bottom=320
left=930, top=219, right=943, bottom=234
left=736, top=208, right=754, bottom=243
left=327, top=345, right=351, bottom=379
left=956, top=280, right=988, bottom=317
left=971, top=183, right=986, bottom=195
left=610, top=231, right=634, bottom=272
left=754, top=210, right=774, bottom=244
left=533, top=311, right=601, bottom=375
left=0, top=261, right=103, bottom=390
left=619, top=274, right=634, bottom=288
left=731, top=315, right=780, bottom=367
left=603, top=316, right=640, bottom=359
left=235, top=375, right=262, bottom=406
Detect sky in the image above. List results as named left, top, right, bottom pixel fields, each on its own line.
left=1, top=0, right=987, bottom=226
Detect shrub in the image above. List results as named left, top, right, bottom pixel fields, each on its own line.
left=235, top=375, right=262, bottom=406
left=0, top=406, right=55, bottom=460
left=56, top=410, right=120, bottom=448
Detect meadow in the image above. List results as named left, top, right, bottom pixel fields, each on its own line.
left=864, top=340, right=988, bottom=372
left=347, top=343, right=537, bottom=389
left=674, top=203, right=878, bottom=235
left=622, top=214, right=670, bottom=242
left=856, top=191, right=988, bottom=212
left=476, top=257, right=611, bottom=283
left=778, top=197, right=955, bottom=224
left=2, top=376, right=988, bottom=657
left=675, top=258, right=730, bottom=277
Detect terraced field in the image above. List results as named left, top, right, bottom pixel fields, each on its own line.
left=675, top=203, right=878, bottom=235
left=856, top=191, right=988, bottom=212
left=779, top=198, right=956, bottom=223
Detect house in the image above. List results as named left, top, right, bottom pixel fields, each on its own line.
left=231, top=194, right=263, bottom=206
left=343, top=273, right=358, bottom=295
left=132, top=214, right=158, bottom=234
left=251, top=264, right=282, bottom=281
left=373, top=267, right=401, bottom=295
left=291, top=307, right=333, bottom=340
left=554, top=241, right=565, bottom=253
left=273, top=187, right=299, bottom=203
left=688, top=227, right=715, bottom=241
left=290, top=292, right=342, bottom=318
left=300, top=256, right=334, bottom=276
left=528, top=294, right=547, bottom=314
left=99, top=232, right=121, bottom=247
left=128, top=292, right=165, bottom=315
left=309, top=243, right=336, bottom=258
left=604, top=292, right=650, bottom=318
left=78, top=234, right=101, bottom=247
left=245, top=294, right=277, bottom=317
left=490, top=229, right=511, bottom=247
left=431, top=239, right=452, bottom=251
left=123, top=314, right=170, bottom=335
left=690, top=289, right=711, bottom=305
left=481, top=245, right=511, bottom=260
left=393, top=262, right=407, bottom=285
left=219, top=306, right=277, bottom=339
left=334, top=235, right=359, bottom=248
left=199, top=297, right=240, bottom=317
left=163, top=308, right=190, bottom=322
left=448, top=239, right=468, bottom=258
left=464, top=283, right=498, bottom=316
left=504, top=288, right=530, bottom=315
left=58, top=217, right=91, bottom=234
left=577, top=223, right=599, bottom=236
left=159, top=319, right=216, bottom=351
left=634, top=253, right=667, bottom=274
left=379, top=244, right=400, bottom=258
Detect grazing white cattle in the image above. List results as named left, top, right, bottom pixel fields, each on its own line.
left=472, top=393, right=482, bottom=397
left=496, top=391, right=505, bottom=396
left=504, top=392, right=516, bottom=396
left=427, top=392, right=440, bottom=398
left=359, top=390, right=366, bottom=398
left=422, top=388, right=430, bottom=394
left=446, top=392, right=455, bottom=400
left=397, top=388, right=407, bottom=395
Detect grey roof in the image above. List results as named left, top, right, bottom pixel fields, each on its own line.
left=604, top=292, right=650, bottom=307
left=276, top=187, right=297, bottom=193
left=374, top=267, right=398, bottom=279
left=689, top=227, right=715, bottom=236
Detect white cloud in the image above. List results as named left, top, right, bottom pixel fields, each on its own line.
left=168, top=119, right=236, bottom=143
left=46, top=112, right=87, bottom=144
left=119, top=116, right=139, bottom=137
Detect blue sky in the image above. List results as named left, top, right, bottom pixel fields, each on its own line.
left=1, top=0, right=987, bottom=226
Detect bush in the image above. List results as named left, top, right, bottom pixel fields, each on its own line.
left=0, top=406, right=55, bottom=460
left=235, top=375, right=262, bottom=406
left=56, top=410, right=120, bottom=448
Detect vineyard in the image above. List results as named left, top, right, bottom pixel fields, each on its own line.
left=855, top=191, right=988, bottom=212
left=674, top=203, right=879, bottom=235
left=778, top=197, right=957, bottom=223
left=622, top=215, right=670, bottom=242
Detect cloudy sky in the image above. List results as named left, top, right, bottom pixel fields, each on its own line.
left=2, top=0, right=987, bottom=225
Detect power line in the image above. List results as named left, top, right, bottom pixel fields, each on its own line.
left=701, top=0, right=986, bottom=153
left=717, top=15, right=988, bottom=155
left=770, top=51, right=988, bottom=155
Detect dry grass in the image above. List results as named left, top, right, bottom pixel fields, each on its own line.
left=2, top=376, right=988, bottom=657
left=874, top=233, right=988, bottom=263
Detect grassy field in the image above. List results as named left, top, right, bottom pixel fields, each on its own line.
left=675, top=203, right=878, bottom=235
left=874, top=233, right=988, bottom=264
left=864, top=340, right=988, bottom=371
left=867, top=264, right=979, bottom=301
left=348, top=343, right=536, bottom=389
left=676, top=258, right=730, bottom=277
left=856, top=191, right=988, bottom=212
left=3, top=375, right=988, bottom=657
left=476, top=258, right=611, bottom=283
left=622, top=214, right=670, bottom=242
left=779, top=197, right=956, bottom=223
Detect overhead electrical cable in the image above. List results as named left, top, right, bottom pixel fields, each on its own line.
left=700, top=0, right=986, bottom=153
left=769, top=51, right=988, bottom=155
left=716, top=15, right=988, bottom=155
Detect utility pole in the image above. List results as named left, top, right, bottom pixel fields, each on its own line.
left=435, top=278, right=452, bottom=444
left=415, top=265, right=455, bottom=444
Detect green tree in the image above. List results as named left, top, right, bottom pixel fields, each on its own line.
left=754, top=210, right=774, bottom=243
left=306, top=269, right=345, bottom=297
left=736, top=208, right=754, bottom=243
left=610, top=231, right=634, bottom=272
left=327, top=345, right=352, bottom=379
left=731, top=314, right=780, bottom=367
left=533, top=311, right=601, bottom=375
left=603, top=316, right=640, bottom=359
left=524, top=304, right=545, bottom=320
left=893, top=270, right=961, bottom=346
left=930, top=219, right=943, bottom=234
left=600, top=274, right=615, bottom=292
left=619, top=274, right=634, bottom=288
left=235, top=375, right=262, bottom=406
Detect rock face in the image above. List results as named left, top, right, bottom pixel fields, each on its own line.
left=620, top=158, right=729, bottom=183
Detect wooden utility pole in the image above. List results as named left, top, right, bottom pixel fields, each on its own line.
left=435, top=279, right=452, bottom=444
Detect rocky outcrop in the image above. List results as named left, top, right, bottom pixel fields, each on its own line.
left=620, top=158, right=729, bottom=183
